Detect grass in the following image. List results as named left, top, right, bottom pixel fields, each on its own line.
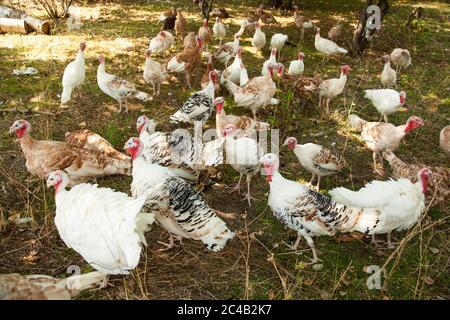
left=0, top=0, right=449, bottom=300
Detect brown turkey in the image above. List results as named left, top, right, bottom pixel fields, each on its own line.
left=9, top=119, right=131, bottom=185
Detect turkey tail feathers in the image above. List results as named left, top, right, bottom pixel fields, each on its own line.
left=134, top=91, right=153, bottom=102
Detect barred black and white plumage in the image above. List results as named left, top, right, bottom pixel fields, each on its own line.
left=146, top=177, right=235, bottom=251
left=170, top=93, right=214, bottom=124
left=170, top=71, right=217, bottom=125
left=261, top=153, right=381, bottom=263
left=125, top=138, right=234, bottom=252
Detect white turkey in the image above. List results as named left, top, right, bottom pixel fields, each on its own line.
left=170, top=70, right=218, bottom=125
left=390, top=48, right=411, bottom=72
left=287, top=52, right=305, bottom=76
left=314, top=27, right=347, bottom=59
left=124, top=137, right=234, bottom=251
left=251, top=21, right=266, bottom=51
left=364, top=89, right=406, bottom=122
left=348, top=114, right=424, bottom=175
left=0, top=271, right=107, bottom=300
left=220, top=47, right=243, bottom=85
left=143, top=49, right=168, bottom=97
left=260, top=153, right=382, bottom=263
left=440, top=125, right=450, bottom=156
left=380, top=54, right=396, bottom=88
left=319, top=65, right=351, bottom=114
left=97, top=55, right=151, bottom=113
left=46, top=170, right=156, bottom=274
left=262, top=48, right=277, bottom=76
left=214, top=33, right=240, bottom=67
left=148, top=29, right=174, bottom=56
left=61, top=42, right=86, bottom=105
left=213, top=16, right=227, bottom=45
left=330, top=167, right=430, bottom=247
left=270, top=33, right=289, bottom=59
left=223, top=124, right=260, bottom=206
left=283, top=137, right=344, bottom=190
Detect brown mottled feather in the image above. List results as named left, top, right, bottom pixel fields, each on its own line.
left=382, top=150, right=450, bottom=206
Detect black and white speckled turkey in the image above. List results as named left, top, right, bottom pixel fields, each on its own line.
left=124, top=137, right=234, bottom=251
left=260, top=153, right=384, bottom=264
left=136, top=116, right=224, bottom=181
left=170, top=71, right=218, bottom=125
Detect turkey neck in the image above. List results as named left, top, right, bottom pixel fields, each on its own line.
left=76, top=50, right=85, bottom=63
left=383, top=61, right=392, bottom=73
left=97, top=62, right=106, bottom=76
left=338, top=71, right=347, bottom=85
left=18, top=134, right=34, bottom=157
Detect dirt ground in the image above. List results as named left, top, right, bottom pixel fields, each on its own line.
left=0, top=0, right=449, bottom=299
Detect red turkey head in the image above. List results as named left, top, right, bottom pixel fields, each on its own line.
left=418, top=167, right=432, bottom=194
left=209, top=70, right=218, bottom=83
left=404, top=116, right=424, bottom=133
left=124, top=137, right=143, bottom=161
left=260, top=153, right=279, bottom=182
left=98, top=55, right=105, bottom=64
left=271, top=48, right=277, bottom=57
left=255, top=21, right=260, bottom=29
left=340, top=65, right=351, bottom=75
left=195, top=35, right=204, bottom=48
left=399, top=91, right=406, bottom=104
left=136, top=115, right=149, bottom=134
left=46, top=170, right=69, bottom=193
left=276, top=63, right=285, bottom=77
left=159, top=30, right=166, bottom=37
left=283, top=137, right=297, bottom=150
left=298, top=52, right=305, bottom=60
left=213, top=97, right=225, bottom=112
left=9, top=119, right=30, bottom=138
left=80, top=42, right=87, bottom=52
left=315, top=27, right=321, bottom=35
left=382, top=54, right=390, bottom=63
left=293, top=5, right=299, bottom=12
left=236, top=47, right=242, bottom=58
left=223, top=124, right=236, bottom=137
left=145, top=49, right=152, bottom=58
left=215, top=17, right=220, bottom=23
left=202, top=19, right=208, bottom=27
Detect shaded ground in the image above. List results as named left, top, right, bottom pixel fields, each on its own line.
left=0, top=0, right=449, bottom=299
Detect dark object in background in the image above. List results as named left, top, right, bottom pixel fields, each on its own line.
left=163, top=16, right=176, bottom=31
left=406, top=7, right=423, bottom=26
left=211, top=7, right=229, bottom=19
left=351, top=0, right=390, bottom=56
left=267, top=0, right=293, bottom=9
left=193, top=0, right=214, bottom=20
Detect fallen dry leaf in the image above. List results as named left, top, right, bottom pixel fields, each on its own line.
left=422, top=276, right=435, bottom=285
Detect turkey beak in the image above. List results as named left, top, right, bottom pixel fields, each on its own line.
left=46, top=179, right=53, bottom=188
left=8, top=126, right=16, bottom=135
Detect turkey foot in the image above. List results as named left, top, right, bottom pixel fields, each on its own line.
left=215, top=210, right=239, bottom=220
left=387, top=232, right=397, bottom=249
left=157, top=233, right=175, bottom=251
